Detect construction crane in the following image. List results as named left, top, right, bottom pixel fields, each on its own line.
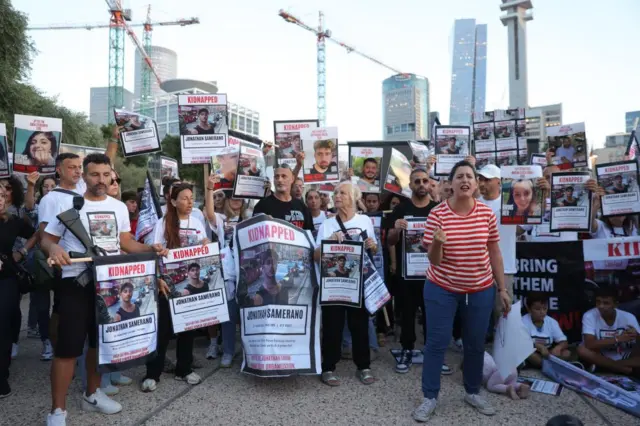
left=27, top=0, right=199, bottom=123
left=279, top=9, right=404, bottom=126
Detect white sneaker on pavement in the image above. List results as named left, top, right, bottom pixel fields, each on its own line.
left=464, top=393, right=496, bottom=416
left=141, top=378, right=157, bottom=393
left=206, top=341, right=219, bottom=359
left=41, top=340, right=54, bottom=361
left=81, top=388, right=123, bottom=414
left=46, top=408, right=67, bottom=426
left=11, top=343, right=18, bottom=359
left=175, top=372, right=202, bottom=385
left=412, top=397, right=437, bottom=422
left=221, top=353, right=233, bottom=368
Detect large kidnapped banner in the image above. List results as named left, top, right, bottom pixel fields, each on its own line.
left=514, top=238, right=640, bottom=343
left=233, top=215, right=320, bottom=377
left=93, top=253, right=158, bottom=373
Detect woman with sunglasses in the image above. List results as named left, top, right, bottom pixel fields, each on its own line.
left=107, top=170, right=121, bottom=199
left=142, top=183, right=209, bottom=392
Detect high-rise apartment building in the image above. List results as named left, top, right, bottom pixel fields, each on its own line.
left=89, top=86, right=134, bottom=126
left=626, top=111, right=640, bottom=133
left=382, top=74, right=430, bottom=141
left=134, top=46, right=178, bottom=100
left=500, top=0, right=533, bottom=109
left=449, top=19, right=487, bottom=126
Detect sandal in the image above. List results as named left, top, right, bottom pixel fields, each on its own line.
left=321, top=371, right=341, bottom=387
left=357, top=369, right=376, bottom=385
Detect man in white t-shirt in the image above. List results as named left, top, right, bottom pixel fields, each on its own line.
left=42, top=154, right=166, bottom=426
left=577, top=287, right=640, bottom=374
left=555, top=138, right=576, bottom=165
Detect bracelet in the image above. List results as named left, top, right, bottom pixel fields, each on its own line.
left=207, top=187, right=214, bottom=191
left=498, top=288, right=508, bottom=293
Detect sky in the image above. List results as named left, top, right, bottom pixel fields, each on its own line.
left=14, top=0, right=640, bottom=151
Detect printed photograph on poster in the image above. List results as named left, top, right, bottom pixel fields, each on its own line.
left=516, top=120, right=527, bottom=139
left=87, top=212, right=120, bottom=253
left=546, top=122, right=588, bottom=169
left=596, top=160, right=640, bottom=217
left=162, top=243, right=230, bottom=333
left=273, top=120, right=319, bottom=159
left=93, top=253, right=158, bottom=372
left=161, top=156, right=179, bottom=180
left=501, top=165, right=544, bottom=224
left=497, top=149, right=519, bottom=167
left=495, top=120, right=518, bottom=151
left=233, top=140, right=267, bottom=199
left=210, top=145, right=240, bottom=192
left=0, top=124, right=10, bottom=178
left=531, top=153, right=547, bottom=168
left=403, top=217, right=429, bottom=279
left=300, top=126, right=339, bottom=183
left=349, top=146, right=383, bottom=193
left=434, top=126, right=470, bottom=176
left=178, top=93, right=228, bottom=164
left=472, top=122, right=496, bottom=154
left=320, top=241, right=364, bottom=307
left=473, top=110, right=495, bottom=123
left=550, top=172, right=592, bottom=232
left=384, top=148, right=412, bottom=198
left=495, top=108, right=526, bottom=121
left=59, top=144, right=106, bottom=172
left=408, top=141, right=432, bottom=166
left=12, top=114, right=62, bottom=175
left=113, top=109, right=161, bottom=157
left=136, top=171, right=162, bottom=243
left=362, top=254, right=391, bottom=315
left=518, top=148, right=528, bottom=166
left=366, top=212, right=384, bottom=272
left=475, top=151, right=497, bottom=169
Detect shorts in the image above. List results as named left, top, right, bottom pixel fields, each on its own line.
left=54, top=277, right=97, bottom=358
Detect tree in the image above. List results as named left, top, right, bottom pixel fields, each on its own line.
left=161, top=134, right=205, bottom=194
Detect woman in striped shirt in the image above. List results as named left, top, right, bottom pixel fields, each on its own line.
left=412, top=160, right=511, bottom=423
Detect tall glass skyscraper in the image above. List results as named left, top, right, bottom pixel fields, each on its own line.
left=382, top=74, right=430, bottom=141
left=449, top=19, right=488, bottom=126
left=626, top=110, right=640, bottom=133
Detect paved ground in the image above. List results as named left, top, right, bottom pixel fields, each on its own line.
left=3, top=298, right=639, bottom=426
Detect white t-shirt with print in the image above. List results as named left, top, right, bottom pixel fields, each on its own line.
left=591, top=219, right=639, bottom=239
left=45, top=196, right=130, bottom=278
left=582, top=307, right=640, bottom=360
left=522, top=313, right=567, bottom=348
left=152, top=213, right=207, bottom=247
left=479, top=195, right=516, bottom=274
left=38, top=185, right=85, bottom=227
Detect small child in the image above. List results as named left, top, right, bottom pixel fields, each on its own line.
left=483, top=351, right=530, bottom=399
left=523, top=292, right=570, bottom=368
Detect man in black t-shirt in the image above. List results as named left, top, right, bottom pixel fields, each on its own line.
left=188, top=108, right=216, bottom=135
left=253, top=165, right=313, bottom=231
left=328, top=255, right=351, bottom=277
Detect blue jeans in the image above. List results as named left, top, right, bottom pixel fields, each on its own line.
left=342, top=316, right=379, bottom=350
left=422, top=280, right=495, bottom=399
left=222, top=299, right=239, bottom=356
left=77, top=341, right=124, bottom=390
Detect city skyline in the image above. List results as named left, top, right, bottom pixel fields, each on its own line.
left=382, top=74, right=430, bottom=141
left=15, top=0, right=640, bottom=149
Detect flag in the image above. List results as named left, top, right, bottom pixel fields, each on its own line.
left=135, top=170, right=162, bottom=243
left=626, top=128, right=638, bottom=160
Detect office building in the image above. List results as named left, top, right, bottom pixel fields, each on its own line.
left=428, top=111, right=440, bottom=136
left=89, top=86, right=134, bottom=126
left=449, top=19, right=487, bottom=126
left=500, top=0, right=533, bottom=109
left=134, top=46, right=178, bottom=100
left=382, top=73, right=430, bottom=141
left=593, top=133, right=630, bottom=164
left=626, top=110, right=640, bottom=133
left=525, top=103, right=562, bottom=142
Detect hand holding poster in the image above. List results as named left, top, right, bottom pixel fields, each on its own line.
left=113, top=109, right=161, bottom=157
left=434, top=126, right=470, bottom=176
left=349, top=146, right=383, bottom=193
left=162, top=243, right=229, bottom=333
left=384, top=148, right=412, bottom=198
left=233, top=140, right=267, bottom=199
left=362, top=255, right=391, bottom=315
left=596, top=160, right=640, bottom=217
left=12, top=114, right=62, bottom=175
left=501, top=165, right=545, bottom=224
left=300, top=126, right=340, bottom=183
left=93, top=253, right=158, bottom=373
left=403, top=217, right=429, bottom=279
left=274, top=120, right=318, bottom=177
left=320, top=240, right=364, bottom=307
left=550, top=171, right=592, bottom=232
left=178, top=93, right=228, bottom=164
left=0, top=124, right=9, bottom=178
left=546, top=122, right=588, bottom=169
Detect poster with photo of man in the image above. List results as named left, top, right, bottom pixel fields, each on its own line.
left=408, top=140, right=432, bottom=166
left=472, top=121, right=496, bottom=154
left=403, top=217, right=429, bottom=279
left=233, top=215, right=320, bottom=377
left=93, top=253, right=158, bottom=373
left=362, top=254, right=391, bottom=315
left=550, top=172, right=592, bottom=232
left=233, top=140, right=267, bottom=199
left=349, top=146, right=383, bottom=193
left=384, top=148, right=412, bottom=198
left=12, top=114, right=62, bottom=175
left=87, top=212, right=120, bottom=253
left=0, top=123, right=10, bottom=178
left=596, top=160, right=640, bottom=217
left=113, top=109, right=161, bottom=157
left=495, top=120, right=518, bottom=152
left=162, top=243, right=229, bottom=333
left=546, top=122, right=588, bottom=169
left=274, top=119, right=318, bottom=178
left=210, top=137, right=240, bottom=192
left=178, top=93, right=228, bottom=164
left=300, top=126, right=340, bottom=183
left=320, top=240, right=364, bottom=307
left=434, top=125, right=470, bottom=176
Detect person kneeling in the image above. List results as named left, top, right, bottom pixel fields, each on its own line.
left=522, top=292, right=570, bottom=368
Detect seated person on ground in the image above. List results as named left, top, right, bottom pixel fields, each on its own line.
left=522, top=292, right=570, bottom=368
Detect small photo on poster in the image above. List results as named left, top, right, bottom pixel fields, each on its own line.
left=320, top=241, right=364, bottom=307
left=273, top=120, right=318, bottom=159
left=178, top=94, right=228, bottom=164
left=501, top=165, right=544, bottom=225
left=161, top=156, right=179, bottom=180
left=98, top=275, right=156, bottom=325
left=350, top=146, right=383, bottom=193
left=495, top=120, right=518, bottom=151
left=434, top=126, right=470, bottom=176
left=475, top=151, right=497, bottom=170
left=472, top=122, right=496, bottom=154
left=384, top=148, right=412, bottom=198
left=87, top=212, right=120, bottom=254
left=0, top=124, right=10, bottom=178
left=550, top=172, right=592, bottom=232
left=233, top=141, right=267, bottom=199
left=497, top=150, right=519, bottom=167
left=210, top=145, right=240, bottom=192
left=546, top=122, right=588, bottom=169
left=596, top=160, right=640, bottom=217
left=114, top=109, right=161, bottom=157
left=300, top=126, right=340, bottom=184
left=12, top=114, right=62, bottom=175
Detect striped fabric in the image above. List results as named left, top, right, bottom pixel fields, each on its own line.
left=422, top=199, right=499, bottom=293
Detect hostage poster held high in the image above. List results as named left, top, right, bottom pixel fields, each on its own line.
left=403, top=217, right=429, bottom=279
left=233, top=215, right=320, bottom=377
left=113, top=109, right=161, bottom=157
left=384, top=149, right=412, bottom=198
left=596, top=160, right=640, bottom=217
left=320, top=240, right=364, bottom=307
left=349, top=146, right=383, bottom=193
left=434, top=125, right=470, bottom=176
left=501, top=165, right=544, bottom=225
left=0, top=124, right=9, bottom=178
left=162, top=243, right=230, bottom=333
left=210, top=135, right=240, bottom=192
left=233, top=140, right=267, bottom=199
left=93, top=253, right=158, bottom=373
left=274, top=119, right=319, bottom=178
left=550, top=172, right=592, bottom=232
left=546, top=122, right=588, bottom=169
left=12, top=114, right=62, bottom=175
left=300, top=126, right=340, bottom=184
left=178, top=94, right=228, bottom=164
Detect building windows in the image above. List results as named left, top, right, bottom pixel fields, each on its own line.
left=386, top=126, right=393, bottom=135
left=239, top=116, right=245, bottom=132
left=168, top=103, right=178, bottom=120
left=252, top=120, right=259, bottom=136
left=157, top=105, right=167, bottom=122
left=408, top=123, right=416, bottom=132
left=168, top=122, right=179, bottom=136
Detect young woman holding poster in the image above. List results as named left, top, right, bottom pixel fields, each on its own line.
left=414, top=160, right=511, bottom=423
left=313, top=181, right=378, bottom=386
left=142, top=183, right=209, bottom=392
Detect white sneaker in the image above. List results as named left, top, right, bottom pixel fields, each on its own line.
left=81, top=388, right=122, bottom=414
left=111, top=374, right=133, bottom=386
left=206, top=341, right=219, bottom=359
left=221, top=353, right=233, bottom=368
left=175, top=372, right=201, bottom=385
left=46, top=408, right=67, bottom=426
left=412, top=398, right=437, bottom=422
left=141, top=378, right=157, bottom=393
left=464, top=393, right=496, bottom=416
left=11, top=343, right=18, bottom=359
left=101, top=384, right=119, bottom=396
left=41, top=340, right=54, bottom=361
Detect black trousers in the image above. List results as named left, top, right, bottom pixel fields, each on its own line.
left=145, top=296, right=194, bottom=380
left=398, top=279, right=427, bottom=351
left=0, top=278, right=20, bottom=384
left=28, top=290, right=51, bottom=340
left=321, top=305, right=370, bottom=372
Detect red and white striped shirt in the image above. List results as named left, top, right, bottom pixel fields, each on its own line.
left=422, top=199, right=500, bottom=293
